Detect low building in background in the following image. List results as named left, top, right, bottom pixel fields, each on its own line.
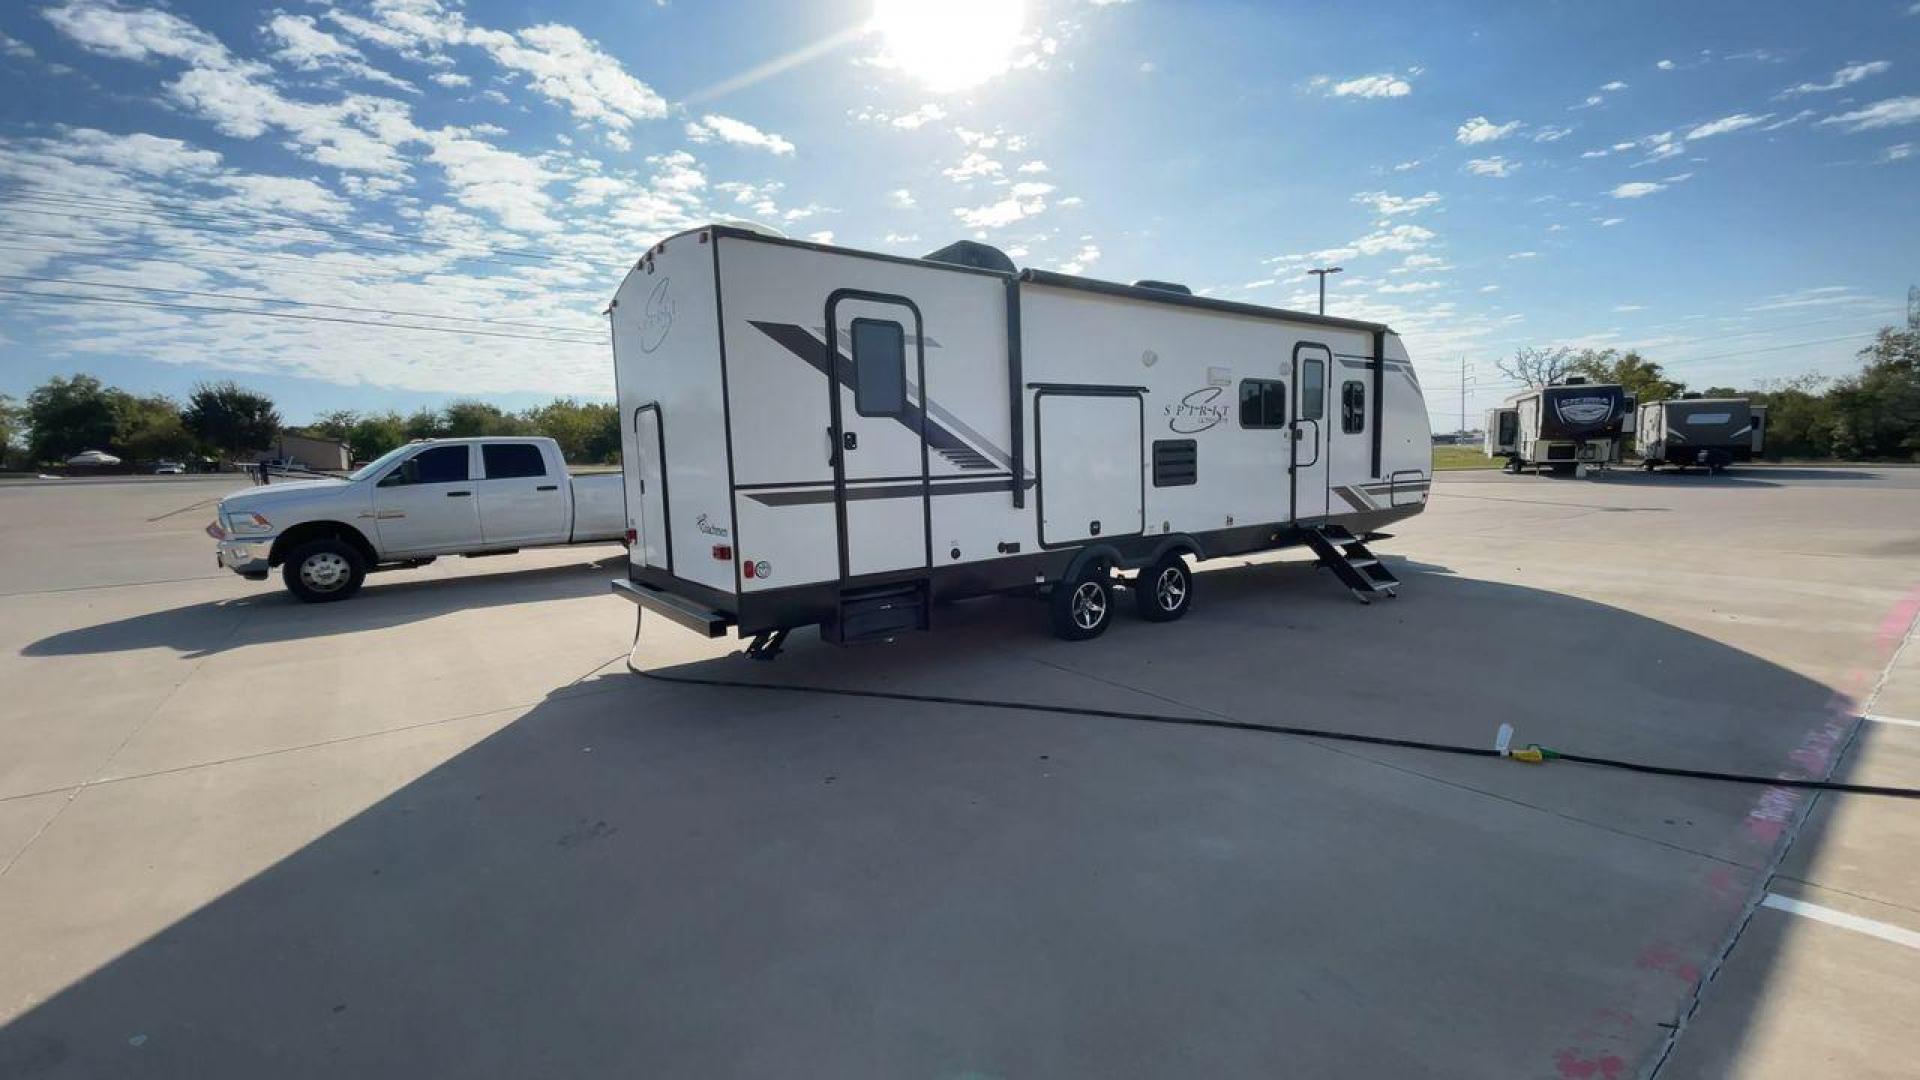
left=249, top=432, right=351, bottom=472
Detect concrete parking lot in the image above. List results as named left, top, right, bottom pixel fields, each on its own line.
left=1, top=466, right=1916, bottom=1078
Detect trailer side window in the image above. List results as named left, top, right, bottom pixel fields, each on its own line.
left=1238, top=379, right=1287, bottom=428
left=851, top=318, right=906, bottom=418
left=1300, top=356, right=1326, bottom=421
left=1152, top=439, right=1197, bottom=486
left=1341, top=381, right=1366, bottom=434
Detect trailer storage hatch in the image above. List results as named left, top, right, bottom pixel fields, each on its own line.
left=1035, top=389, right=1144, bottom=547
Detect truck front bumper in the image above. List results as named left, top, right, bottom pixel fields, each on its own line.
left=216, top=538, right=273, bottom=579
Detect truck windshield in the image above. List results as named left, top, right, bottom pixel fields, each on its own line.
left=347, top=444, right=417, bottom=482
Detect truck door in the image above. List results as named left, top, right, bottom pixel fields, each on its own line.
left=476, top=441, right=564, bottom=547
left=628, top=404, right=670, bottom=572
left=827, top=291, right=929, bottom=581
left=370, top=443, right=481, bottom=555
left=1291, top=343, right=1331, bottom=521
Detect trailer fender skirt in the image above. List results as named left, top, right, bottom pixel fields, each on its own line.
left=622, top=609, right=1920, bottom=800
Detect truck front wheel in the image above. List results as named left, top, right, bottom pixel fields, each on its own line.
left=283, top=537, right=367, bottom=603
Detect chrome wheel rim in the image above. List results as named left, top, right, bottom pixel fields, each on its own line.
left=1155, top=567, right=1187, bottom=612
left=300, top=552, right=350, bottom=592
left=1071, top=581, right=1107, bottom=630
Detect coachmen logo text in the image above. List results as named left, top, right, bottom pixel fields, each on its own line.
left=1166, top=387, right=1231, bottom=434
left=1554, top=395, right=1614, bottom=426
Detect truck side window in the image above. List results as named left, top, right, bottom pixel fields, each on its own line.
left=483, top=443, right=547, bottom=479
left=1341, top=381, right=1365, bottom=434
left=384, top=445, right=469, bottom=486
left=1238, top=379, right=1287, bottom=428
left=851, top=318, right=906, bottom=417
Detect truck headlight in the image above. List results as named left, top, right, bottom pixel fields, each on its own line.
left=225, top=510, right=273, bottom=534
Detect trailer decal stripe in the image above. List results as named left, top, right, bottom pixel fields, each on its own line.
left=743, top=477, right=1031, bottom=506
left=751, top=320, right=1007, bottom=472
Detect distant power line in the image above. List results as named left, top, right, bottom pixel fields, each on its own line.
left=0, top=287, right=608, bottom=346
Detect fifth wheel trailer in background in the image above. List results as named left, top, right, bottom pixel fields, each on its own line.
left=1636, top=397, right=1767, bottom=472
left=1483, top=377, right=1632, bottom=475
left=608, top=225, right=1434, bottom=646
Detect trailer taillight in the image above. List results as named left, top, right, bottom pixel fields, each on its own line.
left=742, top=559, right=756, bottom=578
left=623, top=528, right=636, bottom=547
left=712, top=543, right=732, bottom=561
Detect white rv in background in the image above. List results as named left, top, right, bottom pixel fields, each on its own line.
left=1484, top=377, right=1632, bottom=476
left=609, top=226, right=1432, bottom=647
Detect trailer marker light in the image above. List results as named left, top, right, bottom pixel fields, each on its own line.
left=713, top=543, right=732, bottom=561
left=742, top=559, right=756, bottom=578
left=623, top=528, right=637, bottom=546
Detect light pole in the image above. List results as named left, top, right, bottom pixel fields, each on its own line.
left=1306, top=266, right=1343, bottom=315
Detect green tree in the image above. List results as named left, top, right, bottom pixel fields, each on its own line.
left=25, top=374, right=120, bottom=462
left=347, top=411, right=408, bottom=461
left=1826, top=325, right=1920, bottom=460
left=1746, top=374, right=1834, bottom=460
left=114, top=393, right=197, bottom=461
left=0, top=394, right=22, bottom=469
left=1572, top=349, right=1685, bottom=403
left=442, top=399, right=528, bottom=438
left=524, top=398, right=619, bottom=463
left=184, top=381, right=281, bottom=460
left=403, top=407, right=446, bottom=441
left=304, top=409, right=359, bottom=442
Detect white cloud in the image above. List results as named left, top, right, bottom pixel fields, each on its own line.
left=1479, top=285, right=1500, bottom=293
left=1532, top=125, right=1573, bottom=143
left=1507, top=251, right=1538, bottom=259
left=1599, top=217, right=1624, bottom=226
left=476, top=23, right=666, bottom=129
left=431, top=71, right=470, bottom=87
left=1310, top=72, right=1413, bottom=99
left=1818, top=96, right=1920, bottom=132
left=1376, top=280, right=1443, bottom=294
left=1600, top=80, right=1628, bottom=92
left=1686, top=113, right=1772, bottom=139
left=1610, top=181, right=1665, bottom=198
left=1016, top=160, right=1049, bottom=173
left=1056, top=195, right=1083, bottom=207
left=1352, top=190, right=1441, bottom=216
left=1613, top=304, right=1645, bottom=312
left=1465, top=156, right=1515, bottom=177
left=1456, top=116, right=1522, bottom=144
left=1352, top=223, right=1436, bottom=255
left=943, top=152, right=1004, bottom=182
left=1580, top=148, right=1612, bottom=158
left=1881, top=143, right=1914, bottom=163
left=954, top=191, right=1048, bottom=229
left=854, top=102, right=947, bottom=130
left=1057, top=242, right=1100, bottom=274
left=807, top=230, right=833, bottom=244
left=1656, top=59, right=1676, bottom=71
left=683, top=113, right=795, bottom=155
left=887, top=188, right=915, bottom=209
left=1391, top=158, right=1422, bottom=172
left=882, top=231, right=920, bottom=244
left=43, top=0, right=228, bottom=67
left=0, top=32, right=35, bottom=59
left=1779, top=60, right=1891, bottom=97
left=265, top=13, right=415, bottom=93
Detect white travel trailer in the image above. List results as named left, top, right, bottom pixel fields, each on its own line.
left=1484, top=377, right=1632, bottom=476
left=609, top=226, right=1432, bottom=647
left=1636, top=396, right=1767, bottom=472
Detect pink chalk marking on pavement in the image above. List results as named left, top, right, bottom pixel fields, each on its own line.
left=1555, top=1047, right=1627, bottom=1080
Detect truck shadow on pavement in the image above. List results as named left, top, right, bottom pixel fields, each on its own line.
left=0, top=559, right=1865, bottom=1079
left=20, top=556, right=622, bottom=660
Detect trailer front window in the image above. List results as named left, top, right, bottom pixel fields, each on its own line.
left=1238, top=379, right=1287, bottom=428
left=851, top=318, right=907, bottom=417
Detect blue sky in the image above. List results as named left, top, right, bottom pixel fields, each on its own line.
left=0, top=0, right=1916, bottom=428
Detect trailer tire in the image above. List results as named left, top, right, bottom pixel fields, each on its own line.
left=282, top=537, right=367, bottom=603
left=1135, top=554, right=1192, bottom=623
left=1049, top=564, right=1114, bottom=641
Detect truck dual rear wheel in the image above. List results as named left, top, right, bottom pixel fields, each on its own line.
left=283, top=537, right=367, bottom=603
left=1135, top=554, right=1193, bottom=622
left=1049, top=565, right=1113, bottom=641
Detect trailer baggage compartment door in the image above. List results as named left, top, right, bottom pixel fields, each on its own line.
left=1035, top=388, right=1144, bottom=547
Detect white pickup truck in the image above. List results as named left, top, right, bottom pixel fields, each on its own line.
left=208, top=436, right=626, bottom=602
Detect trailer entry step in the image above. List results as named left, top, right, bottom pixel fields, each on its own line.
left=1304, top=527, right=1400, bottom=604
left=823, top=580, right=931, bottom=645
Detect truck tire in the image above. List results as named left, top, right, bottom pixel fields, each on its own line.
left=1049, top=564, right=1114, bottom=641
left=283, top=537, right=367, bottom=603
left=1135, top=553, right=1193, bottom=622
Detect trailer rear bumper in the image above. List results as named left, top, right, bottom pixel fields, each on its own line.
left=611, top=577, right=734, bottom=638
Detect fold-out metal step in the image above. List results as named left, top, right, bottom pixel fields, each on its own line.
left=1304, top=527, right=1400, bottom=604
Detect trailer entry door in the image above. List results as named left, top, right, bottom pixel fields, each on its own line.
left=1291, top=343, right=1331, bottom=521
left=1035, top=388, right=1144, bottom=548
left=827, top=292, right=929, bottom=581
left=630, top=404, right=669, bottom=572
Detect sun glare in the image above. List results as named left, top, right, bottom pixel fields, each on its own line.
left=871, top=0, right=1027, bottom=93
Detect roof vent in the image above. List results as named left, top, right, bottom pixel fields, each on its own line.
left=923, top=240, right=1016, bottom=273
left=1133, top=279, right=1192, bottom=295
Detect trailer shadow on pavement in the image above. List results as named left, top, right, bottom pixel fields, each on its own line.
left=19, top=556, right=622, bottom=660
left=0, top=560, right=1860, bottom=1079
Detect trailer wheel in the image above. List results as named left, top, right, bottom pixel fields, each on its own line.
left=282, top=537, right=366, bottom=603
left=1135, top=554, right=1193, bottom=623
left=1049, top=565, right=1114, bottom=641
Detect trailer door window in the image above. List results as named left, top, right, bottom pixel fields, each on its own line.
left=1239, top=379, right=1287, bottom=428
left=851, top=318, right=907, bottom=417
left=1341, top=381, right=1366, bottom=434
left=1300, top=357, right=1325, bottom=421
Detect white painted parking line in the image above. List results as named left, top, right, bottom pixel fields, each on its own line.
left=1762, top=893, right=1920, bottom=951
left=1864, top=713, right=1920, bottom=729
